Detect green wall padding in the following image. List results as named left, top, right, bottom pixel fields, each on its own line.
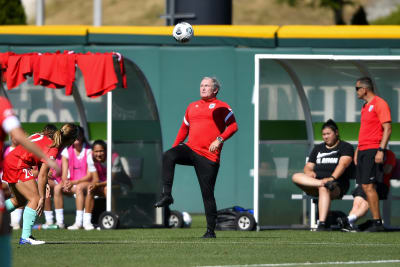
left=20, top=122, right=106, bottom=140
left=260, top=120, right=307, bottom=140
left=313, top=122, right=400, bottom=141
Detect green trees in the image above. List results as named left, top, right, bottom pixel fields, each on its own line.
left=0, top=0, right=27, bottom=25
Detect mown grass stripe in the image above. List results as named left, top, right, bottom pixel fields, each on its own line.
left=198, top=259, right=400, bottom=267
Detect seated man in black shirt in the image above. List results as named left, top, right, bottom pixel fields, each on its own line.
left=292, top=119, right=354, bottom=231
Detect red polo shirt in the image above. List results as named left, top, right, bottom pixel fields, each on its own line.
left=358, top=96, right=391, bottom=151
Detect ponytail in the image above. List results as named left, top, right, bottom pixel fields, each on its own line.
left=51, top=123, right=78, bottom=148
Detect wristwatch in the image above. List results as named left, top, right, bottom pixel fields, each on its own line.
left=217, top=136, right=224, bottom=143
left=378, top=147, right=386, bottom=152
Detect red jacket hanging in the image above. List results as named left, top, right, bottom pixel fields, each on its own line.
left=6, top=53, right=34, bottom=90
left=34, top=52, right=76, bottom=95
left=76, top=53, right=118, bottom=98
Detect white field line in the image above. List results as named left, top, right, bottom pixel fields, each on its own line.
left=44, top=240, right=400, bottom=247
left=197, top=259, right=400, bottom=267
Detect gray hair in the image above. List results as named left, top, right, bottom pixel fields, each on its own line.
left=357, top=76, right=374, bottom=92
left=203, top=76, right=221, bottom=95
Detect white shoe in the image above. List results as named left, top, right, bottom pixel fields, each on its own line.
left=19, top=236, right=45, bottom=245
left=56, top=223, right=65, bottom=229
left=67, top=223, right=82, bottom=230
left=11, top=223, right=21, bottom=230
left=83, top=223, right=95, bottom=231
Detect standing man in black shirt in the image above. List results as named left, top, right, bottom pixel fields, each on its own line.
left=292, top=119, right=354, bottom=231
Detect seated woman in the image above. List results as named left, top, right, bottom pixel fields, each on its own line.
left=53, top=126, right=97, bottom=230
left=83, top=140, right=122, bottom=230
left=292, top=119, right=354, bottom=231
left=338, top=149, right=396, bottom=232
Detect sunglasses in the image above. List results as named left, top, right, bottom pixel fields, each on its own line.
left=355, top=86, right=364, bottom=91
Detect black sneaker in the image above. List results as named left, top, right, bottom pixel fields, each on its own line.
left=315, top=222, right=331, bottom=232
left=364, top=219, right=385, bottom=232
left=315, top=221, right=330, bottom=231
left=154, top=194, right=174, bottom=208
left=202, top=229, right=216, bottom=238
left=337, top=217, right=356, bottom=232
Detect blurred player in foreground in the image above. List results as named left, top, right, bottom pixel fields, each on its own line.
left=0, top=97, right=60, bottom=266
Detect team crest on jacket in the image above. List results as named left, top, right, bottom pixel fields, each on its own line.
left=209, top=103, right=216, bottom=109
left=369, top=105, right=374, bottom=112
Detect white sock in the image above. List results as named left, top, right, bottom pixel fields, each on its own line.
left=75, top=210, right=84, bottom=226
left=83, top=213, right=92, bottom=225
left=44, top=210, right=54, bottom=225
left=348, top=214, right=357, bottom=225
left=10, top=208, right=23, bottom=225
left=55, top=209, right=64, bottom=225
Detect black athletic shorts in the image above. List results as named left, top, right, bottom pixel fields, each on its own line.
left=333, top=179, right=350, bottom=199
left=352, top=183, right=389, bottom=200
left=356, top=149, right=385, bottom=185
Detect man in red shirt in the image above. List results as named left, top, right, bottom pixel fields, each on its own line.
left=154, top=77, right=238, bottom=238
left=354, top=77, right=391, bottom=232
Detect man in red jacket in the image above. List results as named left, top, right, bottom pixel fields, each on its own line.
left=154, top=77, right=238, bottom=238
left=354, top=77, right=391, bottom=232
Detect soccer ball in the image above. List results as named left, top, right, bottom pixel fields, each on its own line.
left=172, top=22, right=194, bottom=43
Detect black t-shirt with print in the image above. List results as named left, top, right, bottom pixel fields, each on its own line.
left=308, top=140, right=354, bottom=181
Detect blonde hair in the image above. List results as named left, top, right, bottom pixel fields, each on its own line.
left=51, top=123, right=78, bottom=148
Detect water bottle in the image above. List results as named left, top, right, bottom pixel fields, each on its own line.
left=32, top=224, right=59, bottom=230
left=42, top=224, right=59, bottom=230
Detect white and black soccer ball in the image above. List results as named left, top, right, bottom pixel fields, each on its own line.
left=172, top=22, right=194, bottom=43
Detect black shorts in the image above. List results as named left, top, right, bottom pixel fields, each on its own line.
left=352, top=183, right=389, bottom=200
left=356, top=149, right=385, bottom=185
left=334, top=179, right=350, bottom=199
left=310, top=179, right=349, bottom=200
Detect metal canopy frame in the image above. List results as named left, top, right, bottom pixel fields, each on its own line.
left=0, top=62, right=118, bottom=213
left=253, top=54, right=400, bottom=229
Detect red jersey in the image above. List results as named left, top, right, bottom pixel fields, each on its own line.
left=173, top=97, right=238, bottom=163
left=2, top=134, right=58, bottom=184
left=358, top=96, right=391, bottom=151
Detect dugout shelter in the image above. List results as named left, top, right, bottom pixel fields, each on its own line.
left=0, top=51, right=164, bottom=228
left=254, top=54, right=400, bottom=229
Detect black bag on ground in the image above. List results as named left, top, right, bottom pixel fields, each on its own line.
left=215, top=206, right=256, bottom=231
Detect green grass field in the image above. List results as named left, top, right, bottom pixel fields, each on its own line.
left=10, top=215, right=400, bottom=267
